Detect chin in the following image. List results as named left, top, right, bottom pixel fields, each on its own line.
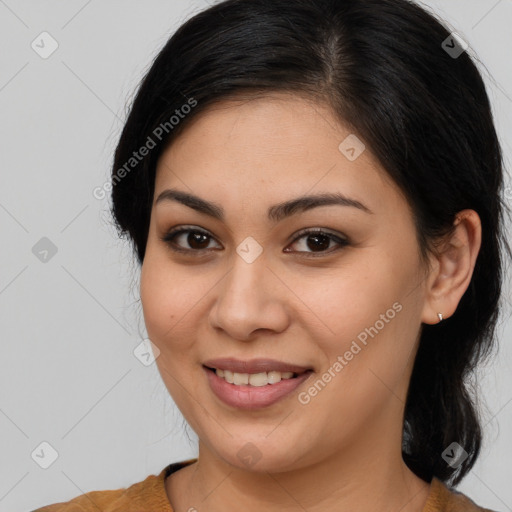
left=212, top=438, right=308, bottom=474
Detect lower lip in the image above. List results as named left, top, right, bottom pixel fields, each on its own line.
left=204, top=366, right=313, bottom=410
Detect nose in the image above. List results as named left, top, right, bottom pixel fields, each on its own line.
left=208, top=254, right=290, bottom=341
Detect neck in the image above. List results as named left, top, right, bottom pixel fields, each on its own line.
left=167, top=438, right=431, bottom=512
left=166, top=376, right=432, bottom=512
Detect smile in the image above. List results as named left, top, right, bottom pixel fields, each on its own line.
left=203, top=365, right=313, bottom=409
left=208, top=367, right=297, bottom=386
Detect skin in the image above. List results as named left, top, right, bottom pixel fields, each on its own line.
left=139, top=92, right=482, bottom=512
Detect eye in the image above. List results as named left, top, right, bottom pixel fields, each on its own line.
left=160, top=226, right=349, bottom=257
left=160, top=226, right=221, bottom=255
left=285, top=228, right=349, bottom=257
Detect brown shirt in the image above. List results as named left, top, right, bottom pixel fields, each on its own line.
left=32, top=459, right=499, bottom=512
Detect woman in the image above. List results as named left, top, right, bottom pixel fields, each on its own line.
left=33, top=0, right=511, bottom=510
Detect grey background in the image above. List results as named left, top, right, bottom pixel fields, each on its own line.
left=0, top=1, right=511, bottom=511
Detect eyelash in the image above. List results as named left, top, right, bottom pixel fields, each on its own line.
left=159, top=226, right=349, bottom=258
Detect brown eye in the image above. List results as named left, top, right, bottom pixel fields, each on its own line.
left=160, top=227, right=222, bottom=254
left=304, top=233, right=331, bottom=251
left=285, top=229, right=349, bottom=256
left=185, top=231, right=210, bottom=249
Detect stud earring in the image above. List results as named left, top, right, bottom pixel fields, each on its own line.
left=437, top=313, right=443, bottom=322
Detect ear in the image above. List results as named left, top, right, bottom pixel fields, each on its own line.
left=421, top=209, right=482, bottom=325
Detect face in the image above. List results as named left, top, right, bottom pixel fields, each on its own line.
left=140, top=93, right=431, bottom=473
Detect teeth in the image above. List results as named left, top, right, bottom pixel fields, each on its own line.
left=214, top=368, right=295, bottom=386
left=267, top=371, right=282, bottom=384
left=233, top=372, right=249, bottom=385
left=249, top=372, right=269, bottom=387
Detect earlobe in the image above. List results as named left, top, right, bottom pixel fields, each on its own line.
left=420, top=209, right=482, bottom=325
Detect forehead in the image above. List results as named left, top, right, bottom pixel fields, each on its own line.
left=154, top=92, right=404, bottom=216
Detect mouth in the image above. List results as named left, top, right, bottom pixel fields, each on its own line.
left=203, top=365, right=312, bottom=387
left=202, top=361, right=314, bottom=409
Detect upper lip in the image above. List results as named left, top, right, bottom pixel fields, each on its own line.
left=203, top=358, right=312, bottom=375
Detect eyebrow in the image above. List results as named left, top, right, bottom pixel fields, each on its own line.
left=155, top=188, right=373, bottom=222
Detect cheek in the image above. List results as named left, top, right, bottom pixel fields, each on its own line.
left=139, top=258, right=200, bottom=406
left=289, top=258, right=393, bottom=344
left=140, top=262, right=172, bottom=336
left=140, top=252, right=189, bottom=344
left=140, top=251, right=215, bottom=359
left=299, top=255, right=416, bottom=387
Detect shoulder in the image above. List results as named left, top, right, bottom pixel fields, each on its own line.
left=428, top=477, right=501, bottom=512
left=31, top=466, right=170, bottom=512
